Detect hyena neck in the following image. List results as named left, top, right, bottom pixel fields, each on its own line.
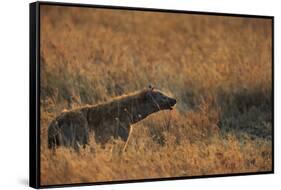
left=98, top=89, right=158, bottom=125
left=125, top=94, right=159, bottom=124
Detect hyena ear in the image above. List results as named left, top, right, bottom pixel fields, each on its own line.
left=148, top=84, right=154, bottom=91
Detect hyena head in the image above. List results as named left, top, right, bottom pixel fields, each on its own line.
left=144, top=85, right=177, bottom=111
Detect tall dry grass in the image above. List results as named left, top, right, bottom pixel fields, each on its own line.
left=40, top=5, right=272, bottom=185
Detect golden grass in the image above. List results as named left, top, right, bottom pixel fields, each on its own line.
left=40, top=5, right=272, bottom=185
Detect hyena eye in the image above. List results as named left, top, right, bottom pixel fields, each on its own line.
left=157, top=92, right=165, bottom=98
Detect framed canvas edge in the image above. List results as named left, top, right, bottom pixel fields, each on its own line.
left=39, top=171, right=274, bottom=189
left=30, top=1, right=40, bottom=189
left=37, top=0, right=274, bottom=19
left=29, top=1, right=275, bottom=189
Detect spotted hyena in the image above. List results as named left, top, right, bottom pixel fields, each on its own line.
left=48, top=85, right=177, bottom=151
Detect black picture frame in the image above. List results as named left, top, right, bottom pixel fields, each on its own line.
left=30, top=1, right=274, bottom=188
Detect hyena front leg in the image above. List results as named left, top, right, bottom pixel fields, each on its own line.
left=123, top=126, right=133, bottom=152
